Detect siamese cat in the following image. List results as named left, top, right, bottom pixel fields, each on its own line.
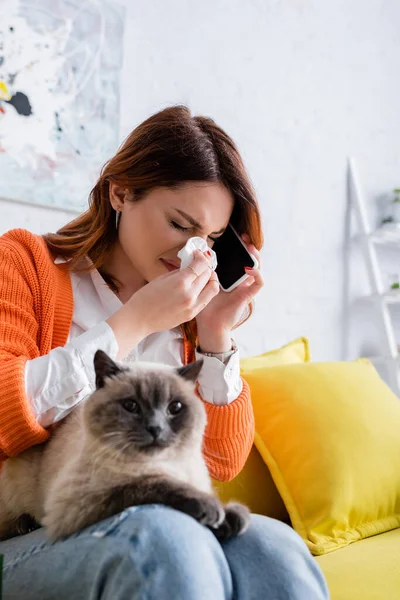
left=0, top=351, right=249, bottom=541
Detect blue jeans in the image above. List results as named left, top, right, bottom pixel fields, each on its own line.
left=0, top=506, right=329, bottom=599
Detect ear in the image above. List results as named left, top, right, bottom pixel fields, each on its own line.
left=109, top=182, right=128, bottom=212
left=94, top=350, right=123, bottom=389
left=176, top=359, right=204, bottom=383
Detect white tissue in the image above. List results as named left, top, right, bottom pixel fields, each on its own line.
left=177, top=237, right=218, bottom=271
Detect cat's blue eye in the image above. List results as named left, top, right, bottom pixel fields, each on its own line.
left=168, top=400, right=183, bottom=415
left=122, top=398, right=140, bottom=414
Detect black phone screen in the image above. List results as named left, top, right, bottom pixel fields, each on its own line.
left=212, top=225, right=255, bottom=290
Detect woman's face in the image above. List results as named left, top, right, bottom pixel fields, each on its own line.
left=109, top=181, right=234, bottom=284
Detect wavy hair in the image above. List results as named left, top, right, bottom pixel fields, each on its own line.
left=44, top=105, right=263, bottom=346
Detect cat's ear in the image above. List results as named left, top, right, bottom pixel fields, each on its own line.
left=94, top=350, right=123, bottom=389
left=176, top=359, right=204, bottom=383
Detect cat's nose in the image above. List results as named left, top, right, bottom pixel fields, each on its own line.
left=147, top=425, right=162, bottom=439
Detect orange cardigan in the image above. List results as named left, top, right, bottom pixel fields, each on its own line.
left=0, top=229, right=254, bottom=481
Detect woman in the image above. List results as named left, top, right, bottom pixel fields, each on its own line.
left=0, top=106, right=329, bottom=599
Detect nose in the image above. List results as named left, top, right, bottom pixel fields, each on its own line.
left=147, top=425, right=162, bottom=439
left=197, top=234, right=211, bottom=245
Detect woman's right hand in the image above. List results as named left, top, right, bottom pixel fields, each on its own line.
left=107, top=250, right=219, bottom=358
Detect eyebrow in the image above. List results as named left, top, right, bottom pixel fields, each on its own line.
left=174, top=209, right=226, bottom=235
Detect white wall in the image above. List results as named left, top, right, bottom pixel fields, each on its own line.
left=0, top=198, right=75, bottom=237
left=3, top=0, right=400, bottom=364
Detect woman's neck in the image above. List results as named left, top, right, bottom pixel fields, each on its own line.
left=102, top=240, right=146, bottom=304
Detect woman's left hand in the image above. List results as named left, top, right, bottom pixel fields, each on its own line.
left=195, top=234, right=264, bottom=341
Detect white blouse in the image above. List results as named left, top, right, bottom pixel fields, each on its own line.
left=24, top=261, right=243, bottom=428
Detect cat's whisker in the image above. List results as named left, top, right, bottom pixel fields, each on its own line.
left=117, top=440, right=135, bottom=456
left=101, top=432, right=122, bottom=439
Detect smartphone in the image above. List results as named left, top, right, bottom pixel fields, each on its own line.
left=212, top=224, right=258, bottom=292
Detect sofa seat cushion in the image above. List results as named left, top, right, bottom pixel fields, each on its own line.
left=316, top=527, right=400, bottom=600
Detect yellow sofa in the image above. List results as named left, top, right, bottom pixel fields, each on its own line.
left=213, top=338, right=400, bottom=600
left=215, top=445, right=400, bottom=600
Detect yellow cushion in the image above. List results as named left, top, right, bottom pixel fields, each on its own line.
left=316, top=527, right=400, bottom=600
left=240, top=336, right=310, bottom=372
left=247, top=359, right=400, bottom=555
left=213, top=444, right=289, bottom=521
left=213, top=337, right=309, bottom=516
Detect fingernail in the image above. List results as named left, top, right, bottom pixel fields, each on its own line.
left=245, top=266, right=254, bottom=270
left=206, top=250, right=211, bottom=257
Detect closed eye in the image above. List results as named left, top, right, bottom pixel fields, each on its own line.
left=170, top=220, right=190, bottom=232
left=169, top=221, right=221, bottom=243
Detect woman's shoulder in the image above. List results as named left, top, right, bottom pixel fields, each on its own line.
left=0, top=228, right=50, bottom=261
left=0, top=228, right=57, bottom=282
left=0, top=229, right=72, bottom=314
left=0, top=227, right=45, bottom=249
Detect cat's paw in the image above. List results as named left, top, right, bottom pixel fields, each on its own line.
left=213, top=502, right=251, bottom=541
left=181, top=494, right=225, bottom=529
left=15, top=513, right=41, bottom=536
left=0, top=514, right=41, bottom=540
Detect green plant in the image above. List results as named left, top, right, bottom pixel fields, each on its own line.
left=391, top=282, right=400, bottom=290
left=380, top=190, right=400, bottom=227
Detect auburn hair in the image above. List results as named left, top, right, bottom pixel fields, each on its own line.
left=43, top=105, right=264, bottom=347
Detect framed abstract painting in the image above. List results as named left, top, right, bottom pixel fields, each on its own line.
left=0, top=0, right=125, bottom=212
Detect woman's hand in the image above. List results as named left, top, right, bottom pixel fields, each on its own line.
left=196, top=235, right=264, bottom=352
left=107, top=250, right=219, bottom=358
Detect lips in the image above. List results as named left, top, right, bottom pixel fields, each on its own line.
left=160, top=259, right=180, bottom=272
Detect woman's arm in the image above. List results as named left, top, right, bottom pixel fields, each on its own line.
left=182, top=339, right=254, bottom=482
left=0, top=245, right=49, bottom=459
left=194, top=349, right=243, bottom=404
left=202, top=380, right=254, bottom=482
left=24, top=321, right=119, bottom=428
left=0, top=240, right=145, bottom=459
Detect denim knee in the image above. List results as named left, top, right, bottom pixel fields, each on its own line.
left=222, top=515, right=330, bottom=600
left=85, top=505, right=233, bottom=600
left=2, top=506, right=233, bottom=600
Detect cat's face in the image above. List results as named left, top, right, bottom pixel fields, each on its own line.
left=83, top=351, right=206, bottom=461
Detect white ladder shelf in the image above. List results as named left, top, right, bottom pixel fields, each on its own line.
left=348, top=157, right=400, bottom=395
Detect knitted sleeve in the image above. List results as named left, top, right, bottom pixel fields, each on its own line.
left=183, top=338, right=254, bottom=482
left=202, top=379, right=255, bottom=482
left=0, top=245, right=49, bottom=460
